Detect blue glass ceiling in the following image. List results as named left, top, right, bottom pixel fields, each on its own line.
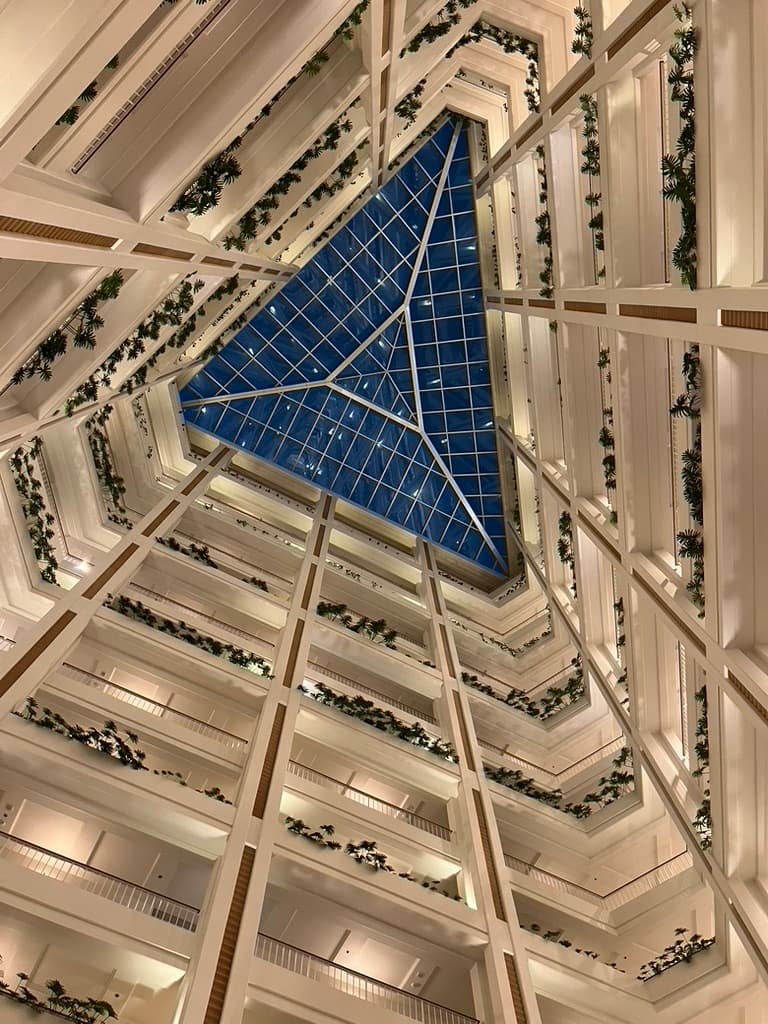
left=181, top=119, right=507, bottom=573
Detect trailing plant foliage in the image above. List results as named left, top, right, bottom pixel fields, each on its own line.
left=157, top=535, right=218, bottom=567
left=299, top=681, right=457, bottom=762
left=596, top=344, right=617, bottom=518
left=225, top=113, right=356, bottom=250
left=169, top=2, right=369, bottom=215
left=534, top=146, right=554, bottom=297
left=56, top=56, right=119, bottom=127
left=84, top=406, right=129, bottom=526
left=557, top=511, right=577, bottom=595
left=17, top=698, right=231, bottom=803
left=571, top=5, right=593, bottom=58
left=525, top=923, right=619, bottom=968
left=10, top=271, right=123, bottom=387
left=400, top=0, right=479, bottom=56
left=485, top=746, right=634, bottom=818
left=662, top=4, right=697, bottom=289
left=395, top=80, right=426, bottom=126
left=9, top=438, right=58, bottom=584
left=578, top=94, right=605, bottom=280
left=461, top=657, right=585, bottom=721
left=284, top=819, right=460, bottom=898
left=119, top=276, right=241, bottom=394
left=107, top=594, right=272, bottom=675
left=447, top=22, right=540, bottom=113
left=316, top=601, right=397, bottom=647
left=0, top=966, right=118, bottom=1021
left=65, top=278, right=204, bottom=414
left=670, top=344, right=704, bottom=614
left=284, top=817, right=341, bottom=849
left=692, top=685, right=711, bottom=849
left=637, top=928, right=714, bottom=980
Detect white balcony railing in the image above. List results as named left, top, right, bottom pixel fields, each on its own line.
left=503, top=851, right=694, bottom=910
left=255, top=934, right=479, bottom=1024
left=287, top=760, right=451, bottom=840
left=306, top=662, right=436, bottom=724
left=0, top=830, right=200, bottom=930
left=59, top=662, right=249, bottom=751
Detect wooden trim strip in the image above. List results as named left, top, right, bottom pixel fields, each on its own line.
left=504, top=954, right=528, bottom=1024
left=202, top=845, right=255, bottom=1024
left=503, top=296, right=524, bottom=306
left=452, top=691, right=474, bottom=770
left=529, top=298, right=556, bottom=309
left=564, top=300, right=607, bottom=314
left=515, top=117, right=543, bottom=151
left=313, top=523, right=326, bottom=557
left=201, top=256, right=235, bottom=268
left=607, top=0, right=670, bottom=59
left=440, top=624, right=456, bottom=679
left=551, top=65, right=595, bottom=115
left=132, top=243, right=193, bottom=260
left=721, top=309, right=768, bottom=331
left=0, top=611, right=77, bottom=695
left=141, top=499, right=180, bottom=536
left=727, top=672, right=768, bottom=727
left=472, top=789, right=506, bottom=921
left=282, top=620, right=304, bottom=688
left=83, top=543, right=139, bottom=599
left=301, top=565, right=316, bottom=611
left=631, top=569, right=706, bottom=655
left=0, top=217, right=117, bottom=248
left=619, top=303, right=696, bottom=323
left=181, top=470, right=207, bottom=496
left=252, top=705, right=286, bottom=817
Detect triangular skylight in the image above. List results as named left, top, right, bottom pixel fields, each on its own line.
left=181, top=119, right=508, bottom=573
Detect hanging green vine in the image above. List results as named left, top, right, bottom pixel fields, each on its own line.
left=662, top=3, right=697, bottom=289
left=56, top=56, right=120, bottom=127
left=64, top=277, right=205, bottom=414
left=637, top=928, right=714, bottom=980
left=9, top=271, right=123, bottom=387
left=0, top=967, right=118, bottom=1021
left=691, top=685, right=711, bottom=849
left=395, top=80, right=427, bottom=126
left=462, top=657, right=584, bottom=720
left=170, top=3, right=370, bottom=216
left=119, top=275, right=241, bottom=394
left=224, top=112, right=356, bottom=250
left=16, top=697, right=231, bottom=802
left=447, top=22, right=540, bottom=113
left=84, top=405, right=129, bottom=527
left=107, top=594, right=272, bottom=676
left=316, top=601, right=397, bottom=646
left=157, top=535, right=218, bottom=567
left=284, top=817, right=342, bottom=849
left=485, top=746, right=634, bottom=818
left=671, top=344, right=704, bottom=614
left=571, top=6, right=593, bottom=58
left=534, top=146, right=554, bottom=297
left=9, top=438, right=58, bottom=585
left=557, top=511, right=577, bottom=595
left=400, top=0, right=479, bottom=56
left=597, top=345, right=617, bottom=519
left=299, top=681, right=457, bottom=762
left=578, top=94, right=605, bottom=280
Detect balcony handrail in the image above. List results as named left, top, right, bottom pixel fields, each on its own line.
left=503, top=850, right=693, bottom=907
left=0, top=830, right=200, bottom=930
left=128, top=583, right=275, bottom=649
left=306, top=662, right=437, bottom=724
left=172, top=529, right=292, bottom=587
left=59, top=662, right=248, bottom=749
left=256, top=933, right=479, bottom=1024
left=0, top=634, right=16, bottom=651
left=287, top=760, right=451, bottom=840
left=480, top=735, right=625, bottom=785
